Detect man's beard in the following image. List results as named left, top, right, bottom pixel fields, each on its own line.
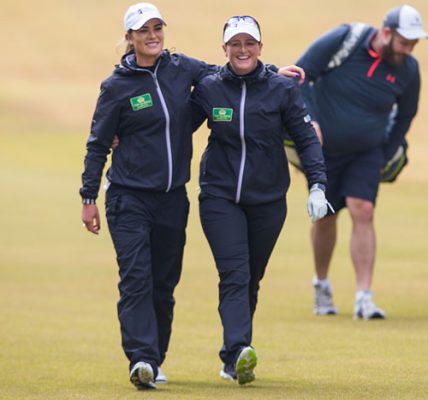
left=381, top=41, right=407, bottom=67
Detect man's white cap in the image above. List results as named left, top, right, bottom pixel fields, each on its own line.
left=383, top=4, right=428, bottom=40
left=223, top=16, right=261, bottom=43
left=124, top=3, right=166, bottom=32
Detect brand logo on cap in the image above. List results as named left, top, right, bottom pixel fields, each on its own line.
left=124, top=3, right=165, bottom=32
left=409, top=14, right=422, bottom=27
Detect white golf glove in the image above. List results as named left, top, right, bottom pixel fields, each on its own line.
left=307, top=184, right=333, bottom=223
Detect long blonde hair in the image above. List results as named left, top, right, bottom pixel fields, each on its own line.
left=116, top=30, right=134, bottom=55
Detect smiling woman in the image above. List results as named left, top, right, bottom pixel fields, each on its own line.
left=223, top=35, right=262, bottom=75
left=222, top=16, right=263, bottom=75
left=189, top=14, right=330, bottom=387
left=79, top=2, right=220, bottom=391
left=126, top=20, right=165, bottom=66
left=80, top=3, right=314, bottom=392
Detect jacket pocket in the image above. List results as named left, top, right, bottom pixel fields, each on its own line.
left=105, top=191, right=123, bottom=228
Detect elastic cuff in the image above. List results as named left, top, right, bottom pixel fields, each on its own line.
left=82, top=198, right=96, bottom=205
left=310, top=183, right=326, bottom=192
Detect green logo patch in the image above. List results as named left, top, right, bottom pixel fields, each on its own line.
left=213, top=108, right=233, bottom=122
left=130, top=93, right=153, bottom=111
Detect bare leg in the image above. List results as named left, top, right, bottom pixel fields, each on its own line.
left=311, top=214, right=338, bottom=315
left=311, top=213, right=338, bottom=280
left=346, top=197, right=375, bottom=291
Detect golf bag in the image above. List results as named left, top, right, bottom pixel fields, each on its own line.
left=285, top=22, right=408, bottom=183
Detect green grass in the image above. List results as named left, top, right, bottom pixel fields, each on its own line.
left=1, top=130, right=427, bottom=399
left=1, top=0, right=428, bottom=398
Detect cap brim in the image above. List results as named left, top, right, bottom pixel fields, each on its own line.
left=128, top=16, right=166, bottom=31
left=224, top=26, right=261, bottom=43
left=396, top=27, right=428, bottom=40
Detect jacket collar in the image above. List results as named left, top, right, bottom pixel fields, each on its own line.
left=116, top=50, right=170, bottom=74
left=219, top=60, right=269, bottom=83
left=364, top=28, right=380, bottom=55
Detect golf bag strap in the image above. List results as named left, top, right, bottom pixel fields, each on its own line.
left=324, top=22, right=371, bottom=72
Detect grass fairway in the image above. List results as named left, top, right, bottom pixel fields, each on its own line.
left=1, top=0, right=428, bottom=399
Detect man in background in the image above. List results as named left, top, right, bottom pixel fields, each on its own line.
left=296, top=5, right=427, bottom=319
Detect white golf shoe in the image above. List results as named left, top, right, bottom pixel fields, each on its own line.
left=129, top=361, right=156, bottom=390
left=220, top=363, right=237, bottom=381
left=235, top=346, right=257, bottom=385
left=354, top=291, right=386, bottom=320
left=313, top=278, right=338, bottom=315
left=155, top=367, right=167, bottom=384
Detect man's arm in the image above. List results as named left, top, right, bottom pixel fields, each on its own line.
left=383, top=68, right=420, bottom=162
left=296, top=24, right=351, bottom=121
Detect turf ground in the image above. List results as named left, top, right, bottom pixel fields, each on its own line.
left=1, top=1, right=427, bottom=399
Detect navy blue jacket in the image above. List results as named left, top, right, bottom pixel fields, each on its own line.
left=80, top=51, right=217, bottom=201
left=297, top=24, right=420, bottom=161
left=191, top=62, right=326, bottom=205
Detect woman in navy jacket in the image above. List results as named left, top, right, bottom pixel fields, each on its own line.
left=191, top=16, right=330, bottom=385
left=79, top=3, right=221, bottom=390
left=79, top=2, right=305, bottom=390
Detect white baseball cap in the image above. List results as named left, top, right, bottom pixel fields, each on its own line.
left=223, top=16, right=261, bottom=43
left=124, top=3, right=166, bottom=32
left=383, top=4, right=428, bottom=40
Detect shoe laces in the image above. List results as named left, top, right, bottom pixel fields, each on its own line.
left=360, top=297, right=379, bottom=312
left=315, top=284, right=334, bottom=307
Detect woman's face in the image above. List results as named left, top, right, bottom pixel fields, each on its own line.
left=223, top=33, right=262, bottom=75
left=127, top=18, right=164, bottom=65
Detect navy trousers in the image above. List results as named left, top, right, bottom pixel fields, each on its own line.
left=199, top=193, right=286, bottom=365
left=105, top=184, right=189, bottom=373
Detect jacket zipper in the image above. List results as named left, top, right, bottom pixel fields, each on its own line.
left=235, top=81, right=247, bottom=203
left=135, top=60, right=173, bottom=192
left=153, top=62, right=173, bottom=192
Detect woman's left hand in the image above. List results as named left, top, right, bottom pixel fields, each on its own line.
left=278, top=65, right=305, bottom=84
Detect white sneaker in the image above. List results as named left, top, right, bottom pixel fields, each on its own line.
left=313, top=278, right=338, bottom=315
left=354, top=291, right=386, bottom=320
left=155, top=367, right=167, bottom=384
left=235, top=347, right=257, bottom=385
left=130, top=361, right=156, bottom=390
left=220, top=363, right=237, bottom=381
